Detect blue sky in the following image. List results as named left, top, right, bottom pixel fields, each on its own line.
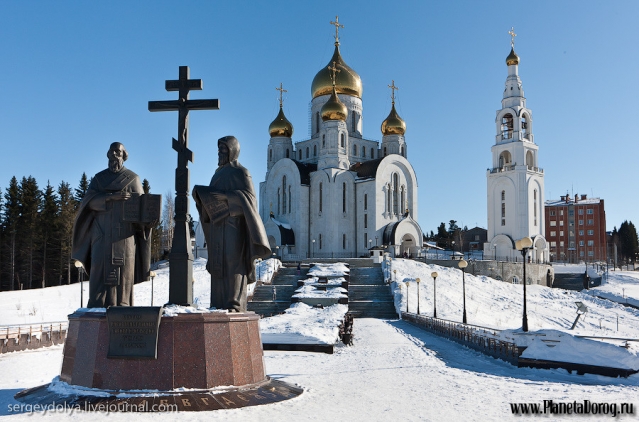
left=0, top=1, right=637, bottom=233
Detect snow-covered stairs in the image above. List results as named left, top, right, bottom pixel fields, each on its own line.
left=248, top=267, right=307, bottom=317
left=348, top=266, right=398, bottom=319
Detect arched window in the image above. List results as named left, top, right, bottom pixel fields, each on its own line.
left=526, top=151, right=534, bottom=168
left=288, top=186, right=291, bottom=213
left=314, top=144, right=317, bottom=156
left=387, top=184, right=391, bottom=214
left=315, top=112, right=320, bottom=134
left=400, top=186, right=405, bottom=215
left=393, top=174, right=399, bottom=215
left=351, top=112, right=356, bottom=132
left=319, top=234, right=322, bottom=250
left=282, top=176, right=287, bottom=215
left=340, top=133, right=345, bottom=147
left=401, top=146, right=405, bottom=157
left=384, top=147, right=387, bottom=157
left=342, top=182, right=347, bottom=213
left=371, top=148, right=374, bottom=158
left=364, top=194, right=368, bottom=210
left=362, top=146, right=366, bottom=157
left=501, top=190, right=506, bottom=226
left=322, top=134, right=325, bottom=147
left=521, top=114, right=529, bottom=139
left=298, top=149, right=302, bottom=160
left=364, top=213, right=368, bottom=228
left=501, top=113, right=513, bottom=139
left=501, top=190, right=505, bottom=201
left=343, top=233, right=346, bottom=249
left=286, top=149, right=290, bottom=158
left=534, top=189, right=537, bottom=226
left=319, top=182, right=323, bottom=212
left=353, top=144, right=357, bottom=155
left=269, top=149, right=272, bottom=161
left=277, top=188, right=281, bottom=214
left=306, top=147, right=309, bottom=159
left=499, top=151, right=512, bottom=168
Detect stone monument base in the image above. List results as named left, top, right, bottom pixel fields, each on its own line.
left=14, top=309, right=302, bottom=411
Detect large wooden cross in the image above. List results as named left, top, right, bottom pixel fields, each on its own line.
left=148, top=66, right=219, bottom=306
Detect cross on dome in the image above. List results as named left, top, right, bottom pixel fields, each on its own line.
left=508, top=27, right=517, bottom=48
left=276, top=83, right=287, bottom=108
left=330, top=16, right=344, bottom=44
left=388, top=80, right=399, bottom=104
left=327, top=61, right=341, bottom=87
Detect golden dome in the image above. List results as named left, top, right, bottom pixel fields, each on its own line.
left=321, top=87, right=347, bottom=121
left=269, top=106, right=294, bottom=137
left=311, top=43, right=363, bottom=99
left=381, top=103, right=406, bottom=135
left=506, top=47, right=520, bottom=66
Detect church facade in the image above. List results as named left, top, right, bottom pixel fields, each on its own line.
left=259, top=26, right=422, bottom=260
left=483, top=34, right=548, bottom=262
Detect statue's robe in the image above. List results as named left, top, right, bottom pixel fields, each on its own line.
left=193, top=140, right=271, bottom=312
left=72, top=167, right=151, bottom=308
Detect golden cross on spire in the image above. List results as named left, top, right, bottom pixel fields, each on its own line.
left=327, top=61, right=341, bottom=87
left=508, top=27, right=517, bottom=48
left=388, top=80, right=399, bottom=104
left=330, top=15, right=344, bottom=44
left=276, top=82, right=287, bottom=108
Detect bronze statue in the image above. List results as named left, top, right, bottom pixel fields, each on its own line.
left=72, top=142, right=156, bottom=308
left=193, top=136, right=271, bottom=312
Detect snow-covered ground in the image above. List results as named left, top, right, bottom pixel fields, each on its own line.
left=1, top=259, right=639, bottom=419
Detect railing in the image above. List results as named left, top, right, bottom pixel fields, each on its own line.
left=489, top=165, right=516, bottom=174
left=1, top=322, right=68, bottom=354
left=402, top=313, right=521, bottom=364
left=527, top=165, right=544, bottom=173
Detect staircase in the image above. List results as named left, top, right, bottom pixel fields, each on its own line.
left=348, top=266, right=398, bottom=319
left=248, top=267, right=307, bottom=317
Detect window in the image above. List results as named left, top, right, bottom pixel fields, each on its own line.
left=400, top=187, right=405, bottom=215
left=550, top=231, right=556, bottom=237
left=353, top=144, right=357, bottom=155
left=501, top=203, right=505, bottom=218
left=322, top=134, right=325, bottom=147
left=315, top=112, right=319, bottom=134
left=269, top=149, right=272, bottom=161
left=319, top=234, right=322, bottom=250
left=401, top=146, right=405, bottom=157
left=299, top=149, right=302, bottom=160
left=560, top=231, right=564, bottom=237
left=319, top=183, right=323, bottom=212
left=364, top=214, right=367, bottom=228
left=560, top=221, right=564, bottom=226
left=588, top=240, right=594, bottom=246
left=550, top=210, right=556, bottom=216
left=362, top=146, right=366, bottom=157
left=534, top=189, right=537, bottom=226
left=364, top=194, right=368, bottom=210
left=587, top=209, right=594, bottom=214
left=364, top=233, right=367, bottom=248
left=570, top=241, right=575, bottom=248
left=501, top=113, right=513, bottom=139
left=578, top=209, right=584, bottom=215
left=579, top=230, right=584, bottom=236
left=282, top=176, right=287, bottom=215
left=501, top=190, right=505, bottom=201
left=371, top=148, right=374, bottom=158
left=560, top=210, right=564, bottom=216
left=569, top=231, right=574, bottom=237
left=352, top=112, right=356, bottom=132
left=569, top=221, right=574, bottom=227
left=579, top=241, right=584, bottom=247
left=587, top=230, right=594, bottom=235
left=277, top=188, right=280, bottom=214
left=588, top=251, right=594, bottom=257
left=306, top=147, right=309, bottom=158
left=383, top=147, right=387, bottom=156
left=286, top=149, right=290, bottom=158
left=393, top=174, right=399, bottom=215
left=342, top=183, right=347, bottom=213
left=550, top=241, right=556, bottom=247
left=314, top=145, right=317, bottom=156
left=340, top=133, right=345, bottom=148
left=288, top=186, right=291, bottom=213
left=579, top=220, right=583, bottom=225
left=569, top=210, right=574, bottom=216
left=343, top=234, right=346, bottom=249
left=579, top=251, right=584, bottom=257
left=560, top=241, right=564, bottom=247
left=587, top=219, right=594, bottom=225
left=550, top=221, right=556, bottom=227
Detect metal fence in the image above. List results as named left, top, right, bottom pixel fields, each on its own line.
left=1, top=322, right=68, bottom=354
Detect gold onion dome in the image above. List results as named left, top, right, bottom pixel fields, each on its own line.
left=321, top=87, right=348, bottom=121
left=381, top=103, right=406, bottom=135
left=269, top=106, right=294, bottom=137
left=311, top=44, right=363, bottom=99
left=506, top=47, right=520, bottom=66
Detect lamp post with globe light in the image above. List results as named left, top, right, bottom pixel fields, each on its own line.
left=431, top=271, right=438, bottom=318
left=515, top=236, right=533, bottom=332
left=416, top=278, right=421, bottom=314
left=458, top=259, right=468, bottom=323
left=74, top=261, right=84, bottom=308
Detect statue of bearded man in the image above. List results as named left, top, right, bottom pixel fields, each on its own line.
left=193, top=136, right=271, bottom=312
left=72, top=142, right=153, bottom=308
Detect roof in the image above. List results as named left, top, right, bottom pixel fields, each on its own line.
left=349, top=158, right=384, bottom=179
left=545, top=198, right=602, bottom=206
left=291, top=160, right=317, bottom=185
left=271, top=216, right=295, bottom=245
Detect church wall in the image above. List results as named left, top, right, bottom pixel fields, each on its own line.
left=355, top=179, right=377, bottom=255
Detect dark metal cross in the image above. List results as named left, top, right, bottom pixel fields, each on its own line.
left=148, top=66, right=219, bottom=306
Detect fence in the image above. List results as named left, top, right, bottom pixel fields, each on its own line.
left=401, top=313, right=521, bottom=365
left=1, top=322, right=68, bottom=354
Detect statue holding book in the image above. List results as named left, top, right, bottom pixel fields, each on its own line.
left=72, top=142, right=160, bottom=308
left=193, top=136, right=271, bottom=312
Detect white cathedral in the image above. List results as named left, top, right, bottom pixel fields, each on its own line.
left=483, top=32, right=548, bottom=262
left=259, top=22, right=423, bottom=259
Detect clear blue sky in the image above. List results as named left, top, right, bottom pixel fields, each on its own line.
left=1, top=1, right=636, bottom=234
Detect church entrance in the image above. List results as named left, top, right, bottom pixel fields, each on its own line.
left=400, top=234, right=416, bottom=257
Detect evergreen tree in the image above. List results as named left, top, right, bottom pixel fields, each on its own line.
left=39, top=182, right=59, bottom=288
left=18, top=176, right=41, bottom=289
left=75, top=172, right=89, bottom=202
left=58, top=182, right=76, bottom=285
left=3, top=177, right=21, bottom=290
left=618, top=220, right=639, bottom=264
left=435, top=222, right=448, bottom=248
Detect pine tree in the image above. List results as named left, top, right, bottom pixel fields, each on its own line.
left=618, top=221, right=639, bottom=265
left=18, top=176, right=41, bottom=289
left=39, top=182, right=59, bottom=288
left=58, top=182, right=76, bottom=285
left=3, top=177, right=20, bottom=290
left=75, top=172, right=89, bottom=202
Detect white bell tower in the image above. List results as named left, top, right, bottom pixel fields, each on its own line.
left=485, top=28, right=547, bottom=262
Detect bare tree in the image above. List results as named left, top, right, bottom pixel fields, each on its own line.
left=162, top=190, right=175, bottom=253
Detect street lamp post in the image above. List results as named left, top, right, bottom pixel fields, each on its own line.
left=256, top=258, right=262, bottom=283
left=369, top=239, right=372, bottom=250
left=431, top=271, right=438, bottom=318
left=452, top=240, right=455, bottom=259
left=393, top=269, right=396, bottom=283
left=312, top=239, right=315, bottom=258
left=405, top=281, right=410, bottom=313
left=74, top=260, right=84, bottom=308
left=515, top=236, right=533, bottom=332
left=375, top=236, right=378, bottom=246
left=416, top=278, right=421, bottom=314
left=150, top=271, right=156, bottom=305
left=458, top=259, right=468, bottom=324
left=494, top=244, right=497, bottom=261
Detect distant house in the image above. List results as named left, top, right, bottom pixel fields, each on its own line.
left=463, top=227, right=487, bottom=252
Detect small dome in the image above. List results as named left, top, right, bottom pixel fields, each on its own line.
left=506, top=47, right=520, bottom=66
left=268, top=106, right=294, bottom=138
left=321, top=87, right=347, bottom=121
left=381, top=103, right=406, bottom=135
left=311, top=43, right=363, bottom=99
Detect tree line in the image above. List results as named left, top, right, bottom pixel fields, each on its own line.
left=610, top=221, right=639, bottom=266
left=0, top=174, right=170, bottom=291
